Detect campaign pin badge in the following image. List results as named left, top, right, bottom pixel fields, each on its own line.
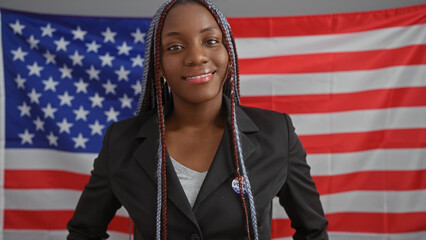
left=232, top=176, right=247, bottom=194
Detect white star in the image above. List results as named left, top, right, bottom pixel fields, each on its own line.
left=104, top=106, right=120, bottom=122
left=17, top=102, right=31, bottom=117
left=58, top=91, right=74, bottom=106
left=85, top=40, right=101, bottom=53
left=42, top=76, right=59, bottom=92
left=86, top=65, right=100, bottom=80
left=54, top=37, right=70, bottom=52
left=119, top=94, right=133, bottom=109
left=101, top=27, right=117, bottom=43
left=131, top=54, right=144, bottom=67
left=89, top=92, right=104, bottom=108
left=73, top=105, right=90, bottom=121
left=33, top=116, right=45, bottom=131
left=131, top=81, right=142, bottom=95
left=102, top=79, right=117, bottom=95
left=27, top=61, right=44, bottom=77
left=11, top=47, right=28, bottom=62
left=57, top=118, right=73, bottom=134
left=117, top=41, right=132, bottom=55
left=46, top=132, right=58, bottom=146
left=115, top=65, right=130, bottom=81
left=69, top=50, right=85, bottom=66
left=43, top=50, right=56, bottom=65
left=40, top=23, right=56, bottom=37
left=9, top=20, right=25, bottom=35
left=59, top=64, right=73, bottom=79
left=41, top=103, right=57, bottom=119
left=71, top=26, right=87, bottom=41
left=131, top=28, right=146, bottom=43
left=26, top=35, right=39, bottom=49
left=89, top=120, right=105, bottom=136
left=99, top=52, right=115, bottom=67
left=74, top=78, right=89, bottom=94
left=72, top=133, right=89, bottom=149
left=28, top=88, right=42, bottom=104
left=18, top=129, right=34, bottom=145
left=15, top=74, right=26, bottom=89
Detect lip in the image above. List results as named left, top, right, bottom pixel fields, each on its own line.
left=182, top=71, right=215, bottom=84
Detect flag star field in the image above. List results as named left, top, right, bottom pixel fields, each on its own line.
left=4, top=11, right=151, bottom=152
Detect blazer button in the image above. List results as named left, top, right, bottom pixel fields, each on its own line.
left=191, top=233, right=201, bottom=240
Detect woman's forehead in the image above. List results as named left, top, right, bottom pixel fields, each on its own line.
left=162, top=2, right=221, bottom=36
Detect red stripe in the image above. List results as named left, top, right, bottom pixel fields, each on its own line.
left=4, top=210, right=130, bottom=233
left=228, top=4, right=426, bottom=37
left=5, top=165, right=426, bottom=194
left=314, top=170, right=426, bottom=195
left=300, top=128, right=426, bottom=154
left=271, top=212, right=426, bottom=238
left=239, top=45, right=426, bottom=74
left=4, top=170, right=89, bottom=190
left=5, top=210, right=425, bottom=236
left=241, top=87, right=426, bottom=114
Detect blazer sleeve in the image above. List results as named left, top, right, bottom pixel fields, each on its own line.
left=67, top=123, right=122, bottom=240
left=277, top=113, right=328, bottom=240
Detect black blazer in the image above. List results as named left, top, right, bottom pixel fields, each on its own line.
left=67, top=102, right=328, bottom=240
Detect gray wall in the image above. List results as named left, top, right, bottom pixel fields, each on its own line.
left=1, top=0, right=426, bottom=17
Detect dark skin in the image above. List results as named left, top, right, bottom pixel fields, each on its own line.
left=160, top=3, right=229, bottom=172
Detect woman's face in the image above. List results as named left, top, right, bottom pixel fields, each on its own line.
left=160, top=2, right=229, bottom=106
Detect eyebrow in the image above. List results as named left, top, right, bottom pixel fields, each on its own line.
left=163, top=26, right=220, bottom=38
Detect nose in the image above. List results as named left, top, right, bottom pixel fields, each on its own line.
left=184, top=43, right=208, bottom=66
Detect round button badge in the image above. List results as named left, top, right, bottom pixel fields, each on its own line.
left=232, top=176, right=247, bottom=194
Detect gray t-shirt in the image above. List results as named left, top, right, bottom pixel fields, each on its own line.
left=170, top=156, right=208, bottom=208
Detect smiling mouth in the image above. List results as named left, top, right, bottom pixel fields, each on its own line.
left=183, top=72, right=215, bottom=83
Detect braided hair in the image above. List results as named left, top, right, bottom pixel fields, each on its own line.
left=136, top=1, right=259, bottom=239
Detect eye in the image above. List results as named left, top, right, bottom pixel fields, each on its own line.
left=167, top=45, right=183, bottom=51
left=205, top=39, right=220, bottom=45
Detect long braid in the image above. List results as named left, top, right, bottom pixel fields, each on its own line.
left=153, top=1, right=177, bottom=239
left=229, top=79, right=252, bottom=239
left=137, top=1, right=174, bottom=239
left=217, top=9, right=259, bottom=237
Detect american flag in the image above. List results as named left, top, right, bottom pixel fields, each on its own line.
left=1, top=3, right=425, bottom=240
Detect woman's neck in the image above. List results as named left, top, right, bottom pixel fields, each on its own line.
left=166, top=96, right=226, bottom=130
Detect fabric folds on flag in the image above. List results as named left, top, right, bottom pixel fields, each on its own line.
left=0, top=3, right=425, bottom=240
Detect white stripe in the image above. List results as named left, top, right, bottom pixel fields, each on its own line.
left=4, top=189, right=129, bottom=217
left=5, top=148, right=96, bottom=174
left=307, top=149, right=426, bottom=176
left=3, top=230, right=131, bottom=240
left=327, top=231, right=426, bottom=240
left=240, top=65, right=426, bottom=96
left=291, top=106, right=426, bottom=135
left=236, top=23, right=426, bottom=58
left=5, top=147, right=426, bottom=177
left=272, top=190, right=426, bottom=219
left=321, top=190, right=426, bottom=214
left=0, top=10, right=6, bottom=239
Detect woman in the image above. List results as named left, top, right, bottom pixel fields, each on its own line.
left=67, top=0, right=328, bottom=239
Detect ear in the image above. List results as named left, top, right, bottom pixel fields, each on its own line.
left=159, top=64, right=165, bottom=78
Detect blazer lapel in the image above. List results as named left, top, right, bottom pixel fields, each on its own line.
left=132, top=113, right=199, bottom=229
left=194, top=102, right=259, bottom=207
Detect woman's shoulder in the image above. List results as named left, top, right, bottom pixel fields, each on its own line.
left=239, top=104, right=289, bottom=123
left=237, top=104, right=294, bottom=136
left=106, top=110, right=156, bottom=138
